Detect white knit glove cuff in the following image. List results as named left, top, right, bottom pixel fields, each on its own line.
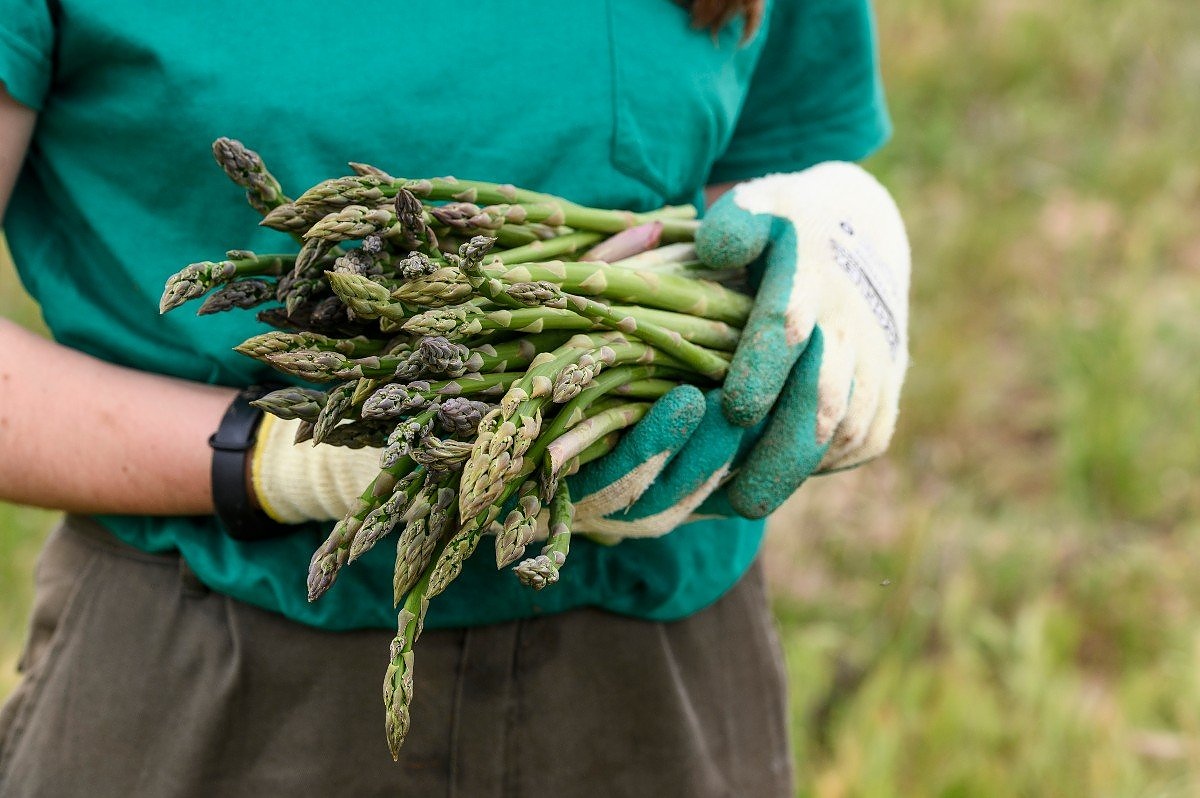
left=250, top=415, right=383, bottom=523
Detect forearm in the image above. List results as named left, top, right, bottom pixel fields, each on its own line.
left=0, top=318, right=234, bottom=515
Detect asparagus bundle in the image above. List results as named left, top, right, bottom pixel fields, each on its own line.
left=161, top=139, right=753, bottom=758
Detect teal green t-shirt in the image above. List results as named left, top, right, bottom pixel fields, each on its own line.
left=0, top=0, right=889, bottom=630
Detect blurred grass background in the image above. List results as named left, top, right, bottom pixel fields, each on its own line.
left=2, top=0, right=1198, bottom=794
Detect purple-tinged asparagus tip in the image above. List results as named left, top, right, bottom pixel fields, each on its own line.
left=580, top=221, right=664, bottom=263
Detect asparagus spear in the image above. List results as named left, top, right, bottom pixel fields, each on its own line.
left=392, top=481, right=457, bottom=603
left=312, top=381, right=358, bottom=445
left=360, top=373, right=518, bottom=421
left=259, top=202, right=313, bottom=233
left=235, top=330, right=386, bottom=360
left=493, top=260, right=752, bottom=325
left=401, top=303, right=740, bottom=350
left=514, top=481, right=574, bottom=590
left=159, top=253, right=293, bottom=313
left=251, top=387, right=328, bottom=422
left=494, top=478, right=542, bottom=569
left=307, top=451, right=428, bottom=602
left=348, top=471, right=433, bottom=563
left=196, top=278, right=277, bottom=315
left=211, top=137, right=289, bottom=215
left=541, top=403, right=651, bottom=488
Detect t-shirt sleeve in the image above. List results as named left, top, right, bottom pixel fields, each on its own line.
left=0, top=0, right=55, bottom=110
left=708, top=0, right=892, bottom=184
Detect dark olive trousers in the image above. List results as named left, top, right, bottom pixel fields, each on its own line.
left=0, top=515, right=793, bottom=797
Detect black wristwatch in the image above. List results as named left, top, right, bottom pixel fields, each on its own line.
left=208, top=385, right=297, bottom=541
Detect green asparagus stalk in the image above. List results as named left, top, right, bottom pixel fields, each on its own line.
left=551, top=288, right=732, bottom=381
left=490, top=231, right=606, bottom=265
left=211, top=138, right=289, bottom=215
left=380, top=258, right=751, bottom=325
left=574, top=431, right=622, bottom=468
left=514, top=481, right=574, bottom=590
left=494, top=478, right=542, bottom=569
left=494, top=260, right=752, bottom=325
left=406, top=430, right=476, bottom=472
left=196, top=278, right=277, bottom=315
left=259, top=202, right=313, bottom=233
left=235, top=330, right=387, bottom=360
left=348, top=471, right=433, bottom=563
left=251, top=387, right=328, bottom=422
left=383, top=537, right=443, bottom=760
left=305, top=205, right=396, bottom=243
left=392, top=481, right=457, bottom=603
left=389, top=267, right=473, bottom=307
left=360, top=372, right=520, bottom=421
left=307, top=461, right=423, bottom=602
left=349, top=162, right=397, bottom=180
left=401, top=303, right=740, bottom=350
left=312, top=381, right=357, bottom=445
left=435, top=397, right=493, bottom=436
left=542, top=402, right=650, bottom=482
left=159, top=253, right=293, bottom=314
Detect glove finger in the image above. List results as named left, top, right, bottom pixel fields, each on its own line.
left=722, top=219, right=819, bottom=428
left=821, top=385, right=900, bottom=472
left=636, top=388, right=747, bottom=507
left=817, top=372, right=881, bottom=472
left=728, top=328, right=854, bottom=518
left=694, top=189, right=774, bottom=270
left=812, top=326, right=857, bottom=449
left=568, top=385, right=706, bottom=519
left=574, top=389, right=746, bottom=538
left=573, top=482, right=718, bottom=538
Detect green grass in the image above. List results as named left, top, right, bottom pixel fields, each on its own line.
left=758, top=0, right=1200, bottom=794
left=2, top=0, right=1199, bottom=792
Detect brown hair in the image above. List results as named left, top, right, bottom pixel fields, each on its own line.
left=681, top=0, right=766, bottom=41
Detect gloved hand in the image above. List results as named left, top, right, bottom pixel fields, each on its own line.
left=250, top=414, right=382, bottom=523
left=695, top=161, right=911, bottom=518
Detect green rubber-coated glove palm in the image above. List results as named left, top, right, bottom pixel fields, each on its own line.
left=696, top=162, right=911, bottom=518
left=567, top=386, right=750, bottom=539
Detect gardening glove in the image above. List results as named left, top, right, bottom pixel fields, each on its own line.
left=696, top=161, right=911, bottom=518
left=251, top=414, right=382, bottom=522
left=566, top=385, right=753, bottom=539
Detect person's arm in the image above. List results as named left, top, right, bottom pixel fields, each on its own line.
left=0, top=85, right=235, bottom=516
left=704, top=182, right=738, bottom=207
